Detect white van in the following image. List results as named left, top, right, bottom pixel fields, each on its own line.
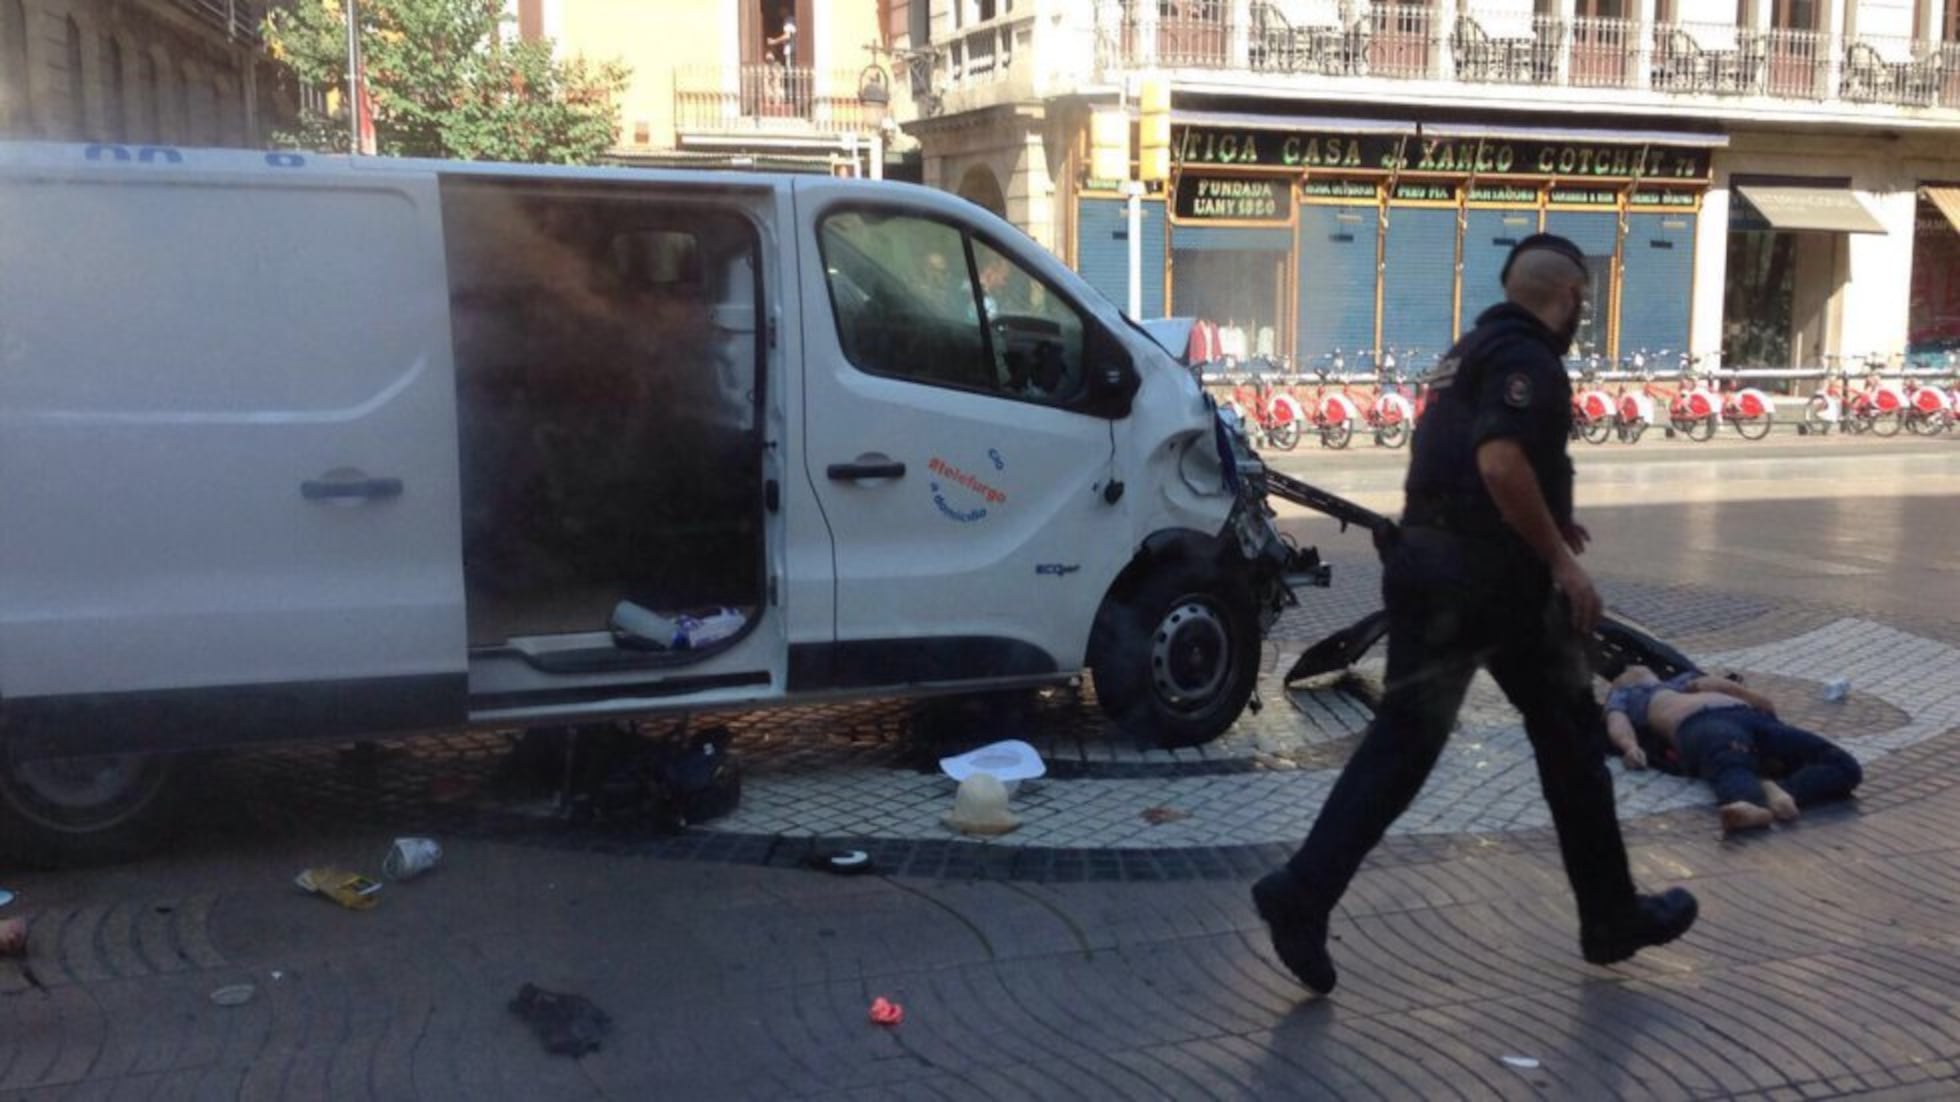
left=0, top=142, right=1302, bottom=861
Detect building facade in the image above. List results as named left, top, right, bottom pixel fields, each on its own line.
left=522, top=0, right=930, bottom=175
left=906, top=0, right=1960, bottom=369
left=0, top=0, right=270, bottom=148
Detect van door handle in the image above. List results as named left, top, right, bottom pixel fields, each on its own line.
left=301, top=476, right=404, bottom=501
left=826, top=460, right=906, bottom=481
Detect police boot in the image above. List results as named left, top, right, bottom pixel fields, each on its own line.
left=1252, top=868, right=1337, bottom=994
left=1580, top=887, right=1699, bottom=966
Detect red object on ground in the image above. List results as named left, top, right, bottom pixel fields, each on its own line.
left=868, top=996, right=904, bottom=1025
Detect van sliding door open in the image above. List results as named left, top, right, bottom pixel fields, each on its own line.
left=439, top=179, right=782, bottom=717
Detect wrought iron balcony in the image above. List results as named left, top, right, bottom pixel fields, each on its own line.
left=1084, top=0, right=1960, bottom=114
left=673, top=65, right=880, bottom=137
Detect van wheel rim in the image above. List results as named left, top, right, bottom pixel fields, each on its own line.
left=1, top=754, right=161, bottom=831
left=1151, top=600, right=1230, bottom=711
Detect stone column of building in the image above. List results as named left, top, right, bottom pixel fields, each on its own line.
left=1553, top=0, right=1577, bottom=84
left=1008, top=120, right=1059, bottom=253
left=1227, top=0, right=1251, bottom=70
left=1633, top=0, right=1657, bottom=91
left=1821, top=0, right=1846, bottom=100
left=1432, top=0, right=1458, bottom=80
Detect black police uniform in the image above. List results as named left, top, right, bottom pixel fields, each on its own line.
left=1278, top=299, right=1640, bottom=935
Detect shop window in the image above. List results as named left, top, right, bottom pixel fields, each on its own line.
left=1908, top=190, right=1960, bottom=363
left=818, top=211, right=1088, bottom=405
left=1723, top=231, right=1797, bottom=367
left=1170, top=227, right=1290, bottom=364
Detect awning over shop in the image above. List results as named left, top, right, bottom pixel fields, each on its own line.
left=1924, top=186, right=1960, bottom=234
left=1734, top=184, right=1886, bottom=234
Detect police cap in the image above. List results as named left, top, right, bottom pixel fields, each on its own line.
left=1499, top=233, right=1588, bottom=285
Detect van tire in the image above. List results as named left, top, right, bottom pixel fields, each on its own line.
left=0, top=749, right=181, bottom=867
left=1088, top=560, right=1260, bottom=749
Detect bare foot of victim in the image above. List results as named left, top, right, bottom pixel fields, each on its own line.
left=1720, top=802, right=1776, bottom=832
left=1762, top=782, right=1800, bottom=822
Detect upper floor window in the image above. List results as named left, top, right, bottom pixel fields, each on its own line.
left=818, top=210, right=1088, bottom=406
left=1771, top=0, right=1817, bottom=31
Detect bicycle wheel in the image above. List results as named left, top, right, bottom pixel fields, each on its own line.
left=1622, top=420, right=1647, bottom=444
left=1803, top=395, right=1832, bottom=436
left=1581, top=418, right=1612, bottom=445
left=1869, top=408, right=1902, bottom=437
left=1269, top=417, right=1302, bottom=451
left=1377, top=420, right=1408, bottom=448
left=1733, top=410, right=1773, bottom=440
left=1321, top=420, right=1352, bottom=449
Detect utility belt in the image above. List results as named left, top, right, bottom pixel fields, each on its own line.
left=1400, top=492, right=1512, bottom=540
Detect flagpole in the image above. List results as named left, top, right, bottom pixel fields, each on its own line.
left=345, top=0, right=360, bottom=155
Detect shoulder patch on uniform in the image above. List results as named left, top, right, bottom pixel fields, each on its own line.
left=1502, top=372, right=1533, bottom=408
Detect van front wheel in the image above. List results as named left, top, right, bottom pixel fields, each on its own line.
left=1089, top=561, right=1260, bottom=749
left=0, top=749, right=180, bottom=867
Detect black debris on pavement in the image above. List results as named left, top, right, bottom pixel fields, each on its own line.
left=509, top=983, right=613, bottom=1058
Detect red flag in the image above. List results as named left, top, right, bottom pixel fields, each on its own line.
left=355, top=60, right=377, bottom=155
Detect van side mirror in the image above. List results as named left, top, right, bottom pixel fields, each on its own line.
left=1081, top=324, right=1139, bottom=419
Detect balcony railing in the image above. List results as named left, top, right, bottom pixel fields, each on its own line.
left=673, top=65, right=877, bottom=135
left=1097, top=2, right=1960, bottom=112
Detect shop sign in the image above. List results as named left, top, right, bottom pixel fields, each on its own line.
left=1303, top=179, right=1378, bottom=201
left=1173, top=174, right=1289, bottom=222
left=1392, top=182, right=1459, bottom=203
left=1173, top=126, right=1711, bottom=182
left=1628, top=190, right=1699, bottom=208
left=1550, top=186, right=1620, bottom=205
left=1468, top=184, right=1539, bottom=204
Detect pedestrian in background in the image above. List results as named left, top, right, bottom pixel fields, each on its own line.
left=1253, top=234, right=1699, bottom=995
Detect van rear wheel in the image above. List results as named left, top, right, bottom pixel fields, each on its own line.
left=1088, top=560, right=1260, bottom=749
left=0, top=749, right=180, bottom=867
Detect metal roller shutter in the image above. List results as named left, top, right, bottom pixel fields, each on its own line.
left=1546, top=210, right=1621, bottom=360
left=1168, top=226, right=1295, bottom=251
left=1381, top=207, right=1459, bottom=362
left=1076, top=197, right=1165, bottom=318
left=1297, top=204, right=1378, bottom=366
left=1461, top=208, right=1540, bottom=326
left=1617, top=212, right=1695, bottom=358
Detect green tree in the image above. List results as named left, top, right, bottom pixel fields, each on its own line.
left=264, top=0, right=630, bottom=164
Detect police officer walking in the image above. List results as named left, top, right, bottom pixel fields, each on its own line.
left=1253, top=235, right=1697, bottom=995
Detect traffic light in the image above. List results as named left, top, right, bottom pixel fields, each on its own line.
left=1090, top=107, right=1128, bottom=184
left=1137, top=72, right=1171, bottom=183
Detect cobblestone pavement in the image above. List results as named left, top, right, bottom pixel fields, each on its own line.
left=3, top=449, right=1959, bottom=1100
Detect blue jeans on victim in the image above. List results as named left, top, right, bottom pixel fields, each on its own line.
left=1672, top=706, right=1863, bottom=809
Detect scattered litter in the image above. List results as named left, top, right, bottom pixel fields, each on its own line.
left=805, top=848, right=875, bottom=876
left=868, top=996, right=904, bottom=1026
left=945, top=772, right=1019, bottom=836
left=0, top=917, right=25, bottom=959
left=382, top=837, right=443, bottom=881
left=1822, top=677, right=1851, bottom=703
left=939, top=739, right=1046, bottom=792
left=1500, top=1055, right=1541, bottom=1070
left=294, top=867, right=382, bottom=911
left=510, top=983, right=612, bottom=1057
left=0, top=889, right=14, bottom=908
left=210, top=983, right=256, bottom=1007
left=1142, top=807, right=1191, bottom=825
left=609, top=602, right=747, bottom=652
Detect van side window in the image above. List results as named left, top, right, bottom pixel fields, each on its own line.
left=817, top=212, right=1089, bottom=406
left=818, top=212, right=993, bottom=391
left=971, top=239, right=1086, bottom=402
